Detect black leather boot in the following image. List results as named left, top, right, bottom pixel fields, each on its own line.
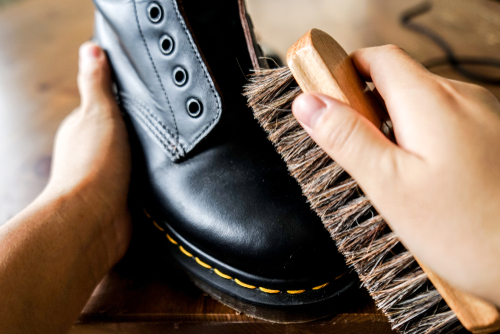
left=93, top=0, right=357, bottom=322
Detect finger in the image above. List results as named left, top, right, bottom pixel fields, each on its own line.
left=78, top=42, right=117, bottom=113
left=349, top=45, right=448, bottom=151
left=292, top=92, right=407, bottom=192
left=350, top=45, right=432, bottom=93
left=350, top=45, right=439, bottom=114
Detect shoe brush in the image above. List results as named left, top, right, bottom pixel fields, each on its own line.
left=244, top=29, right=500, bottom=334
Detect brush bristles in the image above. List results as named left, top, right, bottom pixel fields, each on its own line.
left=244, top=68, right=462, bottom=334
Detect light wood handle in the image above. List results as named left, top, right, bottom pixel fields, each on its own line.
left=417, top=259, right=500, bottom=334
left=286, top=28, right=500, bottom=334
left=286, top=28, right=385, bottom=129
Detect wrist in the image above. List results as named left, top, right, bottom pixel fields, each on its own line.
left=39, top=180, right=132, bottom=278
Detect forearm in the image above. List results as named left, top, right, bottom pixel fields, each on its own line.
left=0, top=187, right=125, bottom=334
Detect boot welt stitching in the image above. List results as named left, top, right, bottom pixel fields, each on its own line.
left=167, top=234, right=178, bottom=245
left=153, top=221, right=165, bottom=232
left=312, top=282, right=329, bottom=290
left=195, top=257, right=212, bottom=269
left=336, top=273, right=346, bottom=280
left=148, top=210, right=334, bottom=294
left=235, top=279, right=256, bottom=289
left=214, top=269, right=233, bottom=280
left=179, top=246, right=193, bottom=258
left=259, top=287, right=280, bottom=294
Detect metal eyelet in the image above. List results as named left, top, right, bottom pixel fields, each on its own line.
left=186, top=98, right=203, bottom=118
left=159, top=35, right=174, bottom=55
left=147, top=2, right=163, bottom=23
left=173, top=66, right=188, bottom=86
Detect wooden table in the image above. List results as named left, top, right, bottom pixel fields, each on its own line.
left=1, top=0, right=499, bottom=332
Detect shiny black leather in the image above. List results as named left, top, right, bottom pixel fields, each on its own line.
left=94, top=0, right=222, bottom=160
left=94, top=0, right=351, bottom=299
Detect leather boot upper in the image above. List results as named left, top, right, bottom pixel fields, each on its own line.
left=94, top=0, right=350, bottom=291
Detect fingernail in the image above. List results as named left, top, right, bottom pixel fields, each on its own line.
left=80, top=42, right=102, bottom=61
left=292, top=93, right=327, bottom=130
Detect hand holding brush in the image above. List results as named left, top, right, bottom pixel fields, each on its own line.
left=293, top=44, right=500, bottom=310
left=246, top=29, right=500, bottom=333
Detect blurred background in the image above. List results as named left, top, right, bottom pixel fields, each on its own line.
left=1, top=0, right=500, bottom=224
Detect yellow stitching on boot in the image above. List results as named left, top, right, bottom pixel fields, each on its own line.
left=143, top=208, right=151, bottom=218
left=179, top=246, right=193, bottom=257
left=195, top=257, right=212, bottom=269
left=166, top=234, right=178, bottom=245
left=259, top=287, right=280, bottom=294
left=235, top=279, right=256, bottom=289
left=164, top=231, right=334, bottom=295
left=153, top=221, right=164, bottom=232
left=335, top=271, right=347, bottom=280
left=287, top=290, right=306, bottom=295
left=214, top=269, right=232, bottom=280
left=312, top=282, right=329, bottom=290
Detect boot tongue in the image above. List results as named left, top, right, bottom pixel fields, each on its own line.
left=179, top=0, right=262, bottom=96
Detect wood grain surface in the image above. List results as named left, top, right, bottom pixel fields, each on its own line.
left=419, top=261, right=500, bottom=334
left=286, top=29, right=384, bottom=127
left=1, top=0, right=499, bottom=333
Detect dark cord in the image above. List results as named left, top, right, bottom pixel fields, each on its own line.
left=400, top=1, right=500, bottom=85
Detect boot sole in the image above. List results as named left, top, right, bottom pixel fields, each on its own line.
left=145, top=210, right=358, bottom=323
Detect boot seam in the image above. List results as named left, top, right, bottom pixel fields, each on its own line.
left=171, top=0, right=222, bottom=153
left=132, top=0, right=180, bottom=150
left=144, top=209, right=346, bottom=295
left=121, top=94, right=182, bottom=159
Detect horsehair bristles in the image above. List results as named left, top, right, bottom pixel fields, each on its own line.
left=243, top=68, right=462, bottom=334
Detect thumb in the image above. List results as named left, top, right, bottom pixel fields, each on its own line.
left=77, top=42, right=116, bottom=112
left=292, top=93, right=401, bottom=192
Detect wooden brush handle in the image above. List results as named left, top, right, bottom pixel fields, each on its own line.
left=286, top=28, right=500, bottom=334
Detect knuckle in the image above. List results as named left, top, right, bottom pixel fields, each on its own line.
left=78, top=57, right=107, bottom=82
left=437, top=78, right=497, bottom=106
left=380, top=147, right=403, bottom=180
left=372, top=44, right=412, bottom=71
left=380, top=44, right=406, bottom=54
left=470, top=84, right=496, bottom=101
left=82, top=100, right=110, bottom=113
left=436, top=77, right=463, bottom=95
left=319, top=111, right=360, bottom=160
left=430, top=78, right=463, bottom=107
left=81, top=98, right=119, bottom=119
left=376, top=45, right=409, bottom=60
left=79, top=65, right=103, bottom=82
